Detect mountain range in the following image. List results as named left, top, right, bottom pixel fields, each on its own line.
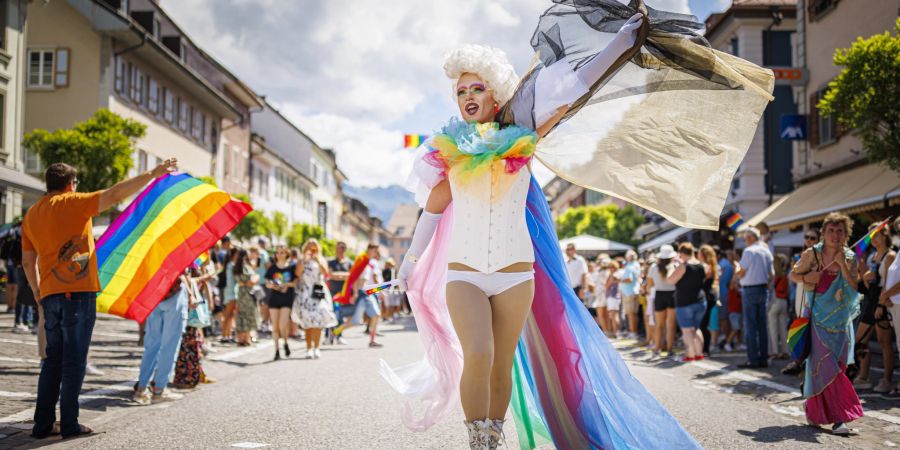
left=342, top=184, right=416, bottom=224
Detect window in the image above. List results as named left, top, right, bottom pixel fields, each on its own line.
left=210, top=122, right=219, bottom=152
left=163, top=88, right=174, bottom=123
left=178, top=98, right=189, bottom=132
left=148, top=78, right=159, bottom=114
left=130, top=66, right=144, bottom=104
left=0, top=3, right=6, bottom=50
left=137, top=149, right=148, bottom=173
left=729, top=37, right=739, bottom=57
left=180, top=42, right=188, bottom=62
left=808, top=88, right=840, bottom=148
left=201, top=115, right=209, bottom=145
left=152, top=17, right=161, bottom=39
left=55, top=48, right=70, bottom=87
left=192, top=108, right=202, bottom=140
left=114, top=56, right=127, bottom=94
left=0, top=92, right=4, bottom=152
left=27, top=49, right=54, bottom=87
left=808, top=0, right=840, bottom=21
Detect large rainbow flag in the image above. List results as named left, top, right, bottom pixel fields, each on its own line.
left=332, top=254, right=369, bottom=305
left=96, top=173, right=252, bottom=322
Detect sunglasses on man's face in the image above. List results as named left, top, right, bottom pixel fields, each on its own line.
left=805, top=235, right=818, bottom=240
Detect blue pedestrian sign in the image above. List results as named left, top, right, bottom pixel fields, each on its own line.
left=780, top=115, right=806, bottom=140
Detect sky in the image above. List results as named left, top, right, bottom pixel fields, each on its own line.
left=163, top=0, right=732, bottom=188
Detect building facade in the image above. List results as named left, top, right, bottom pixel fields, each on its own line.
left=24, top=0, right=240, bottom=187
left=745, top=0, right=900, bottom=234
left=0, top=0, right=43, bottom=222
left=249, top=132, right=316, bottom=234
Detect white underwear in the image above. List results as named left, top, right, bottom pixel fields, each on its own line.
left=446, top=270, right=535, bottom=297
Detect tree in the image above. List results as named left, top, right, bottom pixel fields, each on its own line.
left=270, top=211, right=288, bottom=241
left=818, top=19, right=900, bottom=171
left=285, top=223, right=336, bottom=257
left=22, top=108, right=146, bottom=193
left=232, top=210, right=272, bottom=242
left=199, top=176, right=217, bottom=187
left=556, top=204, right=644, bottom=246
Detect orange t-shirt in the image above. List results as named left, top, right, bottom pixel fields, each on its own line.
left=22, top=191, right=101, bottom=298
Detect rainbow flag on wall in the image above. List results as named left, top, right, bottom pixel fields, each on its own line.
left=96, top=173, right=252, bottom=322
left=854, top=217, right=891, bottom=259
left=404, top=134, right=428, bottom=148
left=332, top=254, right=369, bottom=305
left=725, top=212, right=744, bottom=231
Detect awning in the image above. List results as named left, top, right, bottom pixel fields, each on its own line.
left=559, top=234, right=633, bottom=253
left=0, top=166, right=45, bottom=194
left=771, top=231, right=803, bottom=250
left=763, top=164, right=900, bottom=230
left=638, top=226, right=691, bottom=253
left=737, top=194, right=792, bottom=232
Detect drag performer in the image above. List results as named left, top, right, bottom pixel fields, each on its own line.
left=381, top=1, right=775, bottom=449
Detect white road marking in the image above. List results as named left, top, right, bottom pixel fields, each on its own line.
left=0, top=337, right=140, bottom=353
left=209, top=341, right=274, bottom=361
left=232, top=443, right=268, bottom=448
left=0, top=391, right=35, bottom=399
left=0, top=356, right=41, bottom=364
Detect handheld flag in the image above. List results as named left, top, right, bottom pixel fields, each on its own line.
left=364, top=279, right=399, bottom=295
left=404, top=134, right=428, bottom=148
left=333, top=254, right=370, bottom=304
left=96, top=173, right=252, bottom=322
left=725, top=213, right=744, bottom=231
left=853, top=217, right=891, bottom=259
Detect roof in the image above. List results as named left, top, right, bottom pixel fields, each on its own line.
left=558, top=234, right=633, bottom=253
left=705, top=0, right=796, bottom=39
left=386, top=204, right=420, bottom=238
left=637, top=227, right=691, bottom=253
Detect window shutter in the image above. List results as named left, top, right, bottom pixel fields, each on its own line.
left=807, top=92, right=819, bottom=148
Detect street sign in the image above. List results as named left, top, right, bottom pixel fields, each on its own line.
left=780, top=114, right=807, bottom=140
left=770, top=67, right=808, bottom=86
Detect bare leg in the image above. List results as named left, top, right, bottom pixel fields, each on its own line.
left=305, top=326, right=314, bottom=350
left=368, top=315, right=380, bottom=344
left=269, top=308, right=282, bottom=347
left=277, top=307, right=292, bottom=347
left=310, top=328, right=322, bottom=349
left=857, top=322, right=873, bottom=381
left=877, top=325, right=894, bottom=385
left=596, top=306, right=609, bottom=333
left=665, top=309, right=677, bottom=352
left=681, top=327, right=696, bottom=358
left=446, top=281, right=493, bottom=421
left=653, top=311, right=666, bottom=352
left=487, top=280, right=535, bottom=419
left=222, top=302, right=236, bottom=340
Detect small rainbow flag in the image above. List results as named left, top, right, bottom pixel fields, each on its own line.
left=193, top=251, right=210, bottom=269
left=96, top=173, right=252, bottom=322
left=364, top=279, right=398, bottom=295
left=333, top=253, right=370, bottom=304
left=725, top=212, right=744, bottom=231
left=404, top=134, right=428, bottom=148
left=854, top=217, right=891, bottom=259
left=787, top=317, right=810, bottom=361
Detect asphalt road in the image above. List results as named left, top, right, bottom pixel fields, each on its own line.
left=3, top=312, right=900, bottom=449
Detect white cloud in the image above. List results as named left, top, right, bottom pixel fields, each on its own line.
left=162, top=0, right=696, bottom=188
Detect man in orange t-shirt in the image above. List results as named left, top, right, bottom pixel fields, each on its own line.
left=23, top=159, right=176, bottom=439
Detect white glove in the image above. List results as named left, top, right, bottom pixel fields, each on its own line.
left=397, top=211, right=442, bottom=291
left=575, top=13, right=644, bottom=88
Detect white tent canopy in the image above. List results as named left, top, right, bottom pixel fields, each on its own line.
left=559, top=234, right=633, bottom=254
left=638, top=226, right=691, bottom=253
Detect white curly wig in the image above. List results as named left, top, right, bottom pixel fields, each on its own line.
left=443, top=44, right=519, bottom=106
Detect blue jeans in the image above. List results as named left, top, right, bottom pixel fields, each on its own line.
left=15, top=301, right=35, bottom=326
left=32, top=292, right=97, bottom=438
left=742, top=285, right=769, bottom=365
left=138, top=288, right=188, bottom=391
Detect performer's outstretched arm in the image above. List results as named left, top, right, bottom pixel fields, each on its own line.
left=534, top=13, right=644, bottom=136
left=397, top=180, right=451, bottom=288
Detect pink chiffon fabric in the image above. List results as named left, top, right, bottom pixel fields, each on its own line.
left=378, top=205, right=461, bottom=431
left=805, top=367, right=864, bottom=425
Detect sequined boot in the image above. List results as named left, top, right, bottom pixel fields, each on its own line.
left=486, top=418, right=506, bottom=449
left=465, top=420, right=491, bottom=450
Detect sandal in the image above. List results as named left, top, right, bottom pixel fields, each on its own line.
left=61, top=424, right=94, bottom=439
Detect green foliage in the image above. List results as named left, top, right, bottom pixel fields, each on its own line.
left=818, top=19, right=900, bottom=171
left=232, top=210, right=272, bottom=242
left=22, top=108, right=146, bottom=192
left=286, top=222, right=336, bottom=257
left=233, top=193, right=252, bottom=205
left=270, top=211, right=288, bottom=240
left=555, top=204, right=644, bottom=246
left=198, top=176, right=217, bottom=188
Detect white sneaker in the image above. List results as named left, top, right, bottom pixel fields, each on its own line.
left=874, top=379, right=893, bottom=393
left=306, top=349, right=314, bottom=359
left=336, top=336, right=347, bottom=345
left=13, top=324, right=29, bottom=333
left=151, top=389, right=183, bottom=403
left=132, top=389, right=152, bottom=406
left=831, top=422, right=850, bottom=436
left=85, top=364, right=104, bottom=376
left=723, top=343, right=733, bottom=352
left=313, top=348, right=321, bottom=359
left=854, top=377, right=873, bottom=390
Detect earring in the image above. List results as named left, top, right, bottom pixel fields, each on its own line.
left=494, top=104, right=500, bottom=113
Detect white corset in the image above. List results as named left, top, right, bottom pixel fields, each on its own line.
left=447, top=165, right=534, bottom=273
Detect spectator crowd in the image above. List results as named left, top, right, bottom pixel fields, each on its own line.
left=566, top=214, right=900, bottom=437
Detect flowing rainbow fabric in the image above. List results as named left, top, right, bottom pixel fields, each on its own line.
left=404, top=134, right=429, bottom=148
left=96, top=173, right=251, bottom=322
left=788, top=317, right=811, bottom=361
left=380, top=177, right=701, bottom=449
left=854, top=218, right=891, bottom=259
left=726, top=212, right=744, bottom=231
left=333, top=254, right=369, bottom=304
